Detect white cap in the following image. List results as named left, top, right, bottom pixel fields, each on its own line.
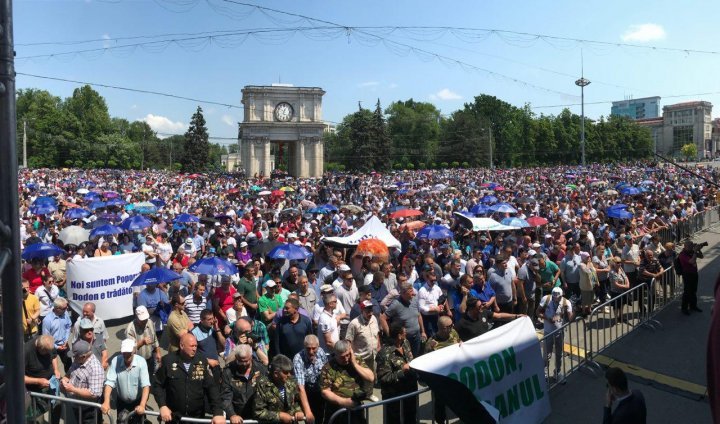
left=240, top=241, right=248, bottom=248
left=338, top=264, right=351, bottom=272
left=135, top=306, right=150, bottom=321
left=288, top=232, right=298, bottom=239
left=552, top=287, right=563, bottom=296
left=120, top=338, right=136, bottom=353
left=293, top=240, right=302, bottom=246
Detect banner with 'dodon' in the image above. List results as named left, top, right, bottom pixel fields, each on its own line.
left=66, top=253, right=145, bottom=320
left=410, top=317, right=551, bottom=424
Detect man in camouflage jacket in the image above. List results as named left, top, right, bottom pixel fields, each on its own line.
left=320, top=340, right=374, bottom=424
left=253, top=354, right=310, bottom=424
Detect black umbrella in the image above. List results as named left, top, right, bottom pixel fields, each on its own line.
left=251, top=240, right=282, bottom=257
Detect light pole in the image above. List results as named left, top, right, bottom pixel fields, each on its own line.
left=575, top=76, right=590, bottom=167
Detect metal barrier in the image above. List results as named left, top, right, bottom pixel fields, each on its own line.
left=123, top=409, right=259, bottom=424
left=537, top=315, right=596, bottom=390
left=326, top=387, right=432, bottom=424
left=584, top=283, right=653, bottom=369
left=27, top=391, right=115, bottom=424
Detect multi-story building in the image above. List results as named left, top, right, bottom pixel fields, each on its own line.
left=611, top=96, right=661, bottom=120
left=635, top=100, right=713, bottom=159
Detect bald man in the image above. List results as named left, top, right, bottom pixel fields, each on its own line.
left=152, top=334, right=224, bottom=423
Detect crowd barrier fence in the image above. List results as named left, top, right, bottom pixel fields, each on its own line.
left=27, top=391, right=114, bottom=424
left=123, top=409, right=259, bottom=424
left=326, top=387, right=432, bottom=424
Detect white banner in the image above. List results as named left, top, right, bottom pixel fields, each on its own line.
left=66, top=253, right=145, bottom=320
left=410, top=317, right=551, bottom=424
left=322, top=216, right=401, bottom=248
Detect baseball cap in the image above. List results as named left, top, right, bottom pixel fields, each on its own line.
left=135, top=306, right=150, bottom=321
left=337, top=264, right=351, bottom=272
left=240, top=241, right=248, bottom=248
left=71, top=340, right=92, bottom=357
left=264, top=280, right=277, bottom=288
left=319, top=284, right=334, bottom=294
left=580, top=252, right=590, bottom=259
left=185, top=238, right=193, bottom=244
left=232, top=292, right=243, bottom=299
left=78, top=318, right=94, bottom=330
left=120, top=339, right=136, bottom=353
left=552, top=287, right=563, bottom=296
left=361, top=300, right=374, bottom=309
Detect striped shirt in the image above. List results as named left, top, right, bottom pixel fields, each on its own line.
left=69, top=355, right=104, bottom=398
left=184, top=295, right=209, bottom=324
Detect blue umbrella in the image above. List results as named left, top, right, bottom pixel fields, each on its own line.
left=120, top=215, right=153, bottom=231
left=106, top=198, right=126, bottom=207
left=481, top=195, right=498, bottom=204
left=84, top=192, right=101, bottom=201
left=150, top=198, right=166, bottom=208
left=608, top=204, right=628, bottom=210
left=387, top=205, right=408, bottom=213
left=64, top=208, right=91, bottom=220
left=174, top=213, right=200, bottom=223
left=615, top=182, right=628, bottom=190
left=620, top=186, right=641, bottom=196
left=30, top=203, right=57, bottom=215
left=26, top=183, right=38, bottom=190
left=189, top=257, right=239, bottom=276
left=606, top=208, right=634, bottom=219
left=22, top=242, right=65, bottom=260
left=131, top=267, right=182, bottom=287
left=32, top=196, right=57, bottom=206
left=132, top=202, right=158, bottom=215
left=89, top=201, right=107, bottom=210
left=398, top=189, right=409, bottom=195
left=98, top=213, right=122, bottom=222
left=470, top=204, right=490, bottom=216
left=267, top=243, right=311, bottom=260
left=489, top=203, right=518, bottom=214
left=103, top=191, right=119, bottom=199
left=416, top=225, right=454, bottom=240
left=308, top=207, right=329, bottom=214
left=322, top=204, right=339, bottom=212
left=501, top=217, right=530, bottom=228
left=90, top=224, right=123, bottom=238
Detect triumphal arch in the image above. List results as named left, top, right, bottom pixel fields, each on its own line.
left=239, top=85, right=326, bottom=178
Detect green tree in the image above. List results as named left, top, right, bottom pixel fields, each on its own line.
left=386, top=99, right=441, bottom=166
left=370, top=99, right=392, bottom=171
left=346, top=108, right=374, bottom=172
left=181, top=106, right=210, bottom=172
left=681, top=143, right=698, bottom=161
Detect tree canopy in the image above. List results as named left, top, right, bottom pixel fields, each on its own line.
left=16, top=86, right=228, bottom=170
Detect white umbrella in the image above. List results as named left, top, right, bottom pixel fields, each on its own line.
left=76, top=188, right=89, bottom=194
left=58, top=225, right=90, bottom=245
left=258, top=190, right=272, bottom=196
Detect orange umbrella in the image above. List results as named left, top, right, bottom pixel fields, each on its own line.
left=354, top=238, right=390, bottom=262
left=389, top=209, right=422, bottom=219
left=400, top=220, right=426, bottom=231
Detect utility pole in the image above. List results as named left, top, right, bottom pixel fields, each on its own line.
left=0, top=0, right=26, bottom=421
left=22, top=118, right=26, bottom=168
left=575, top=51, right=590, bottom=167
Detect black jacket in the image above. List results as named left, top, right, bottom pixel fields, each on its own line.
left=602, top=390, right=646, bottom=424
left=221, top=359, right=268, bottom=419
left=152, top=351, right=223, bottom=418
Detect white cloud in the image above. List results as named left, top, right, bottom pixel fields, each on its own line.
left=221, top=114, right=236, bottom=127
left=429, top=88, right=462, bottom=101
left=358, top=81, right=380, bottom=88
left=621, top=23, right=666, bottom=43
left=388, top=83, right=398, bottom=89
left=142, top=114, right=185, bottom=136
left=102, top=34, right=111, bottom=49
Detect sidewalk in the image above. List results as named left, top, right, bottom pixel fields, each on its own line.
left=544, top=227, right=720, bottom=423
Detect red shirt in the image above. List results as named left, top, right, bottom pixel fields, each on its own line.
left=23, top=267, right=50, bottom=294
left=213, top=285, right=237, bottom=313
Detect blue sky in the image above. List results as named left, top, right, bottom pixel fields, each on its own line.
left=14, top=0, right=720, bottom=146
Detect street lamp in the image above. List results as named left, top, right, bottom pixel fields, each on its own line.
left=575, top=77, right=590, bottom=166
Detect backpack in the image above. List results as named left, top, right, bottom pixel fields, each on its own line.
left=673, top=255, right=683, bottom=275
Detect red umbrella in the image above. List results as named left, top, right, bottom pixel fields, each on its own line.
left=271, top=190, right=285, bottom=197
left=389, top=209, right=422, bottom=219
left=493, top=185, right=506, bottom=191
left=526, top=216, right=549, bottom=227
left=227, top=188, right=240, bottom=195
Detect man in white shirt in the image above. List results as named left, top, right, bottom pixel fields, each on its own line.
left=317, top=294, right=340, bottom=351
left=334, top=269, right=358, bottom=313
left=418, top=267, right=445, bottom=337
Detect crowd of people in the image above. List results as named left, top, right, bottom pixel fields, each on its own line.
left=18, top=161, right=716, bottom=423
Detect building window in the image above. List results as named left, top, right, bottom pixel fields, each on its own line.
left=673, top=125, right=694, bottom=152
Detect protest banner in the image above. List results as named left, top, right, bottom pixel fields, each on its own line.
left=66, top=253, right=144, bottom=320
left=410, top=317, right=550, bottom=424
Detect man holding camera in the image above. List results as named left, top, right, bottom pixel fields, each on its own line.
left=679, top=240, right=703, bottom=315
